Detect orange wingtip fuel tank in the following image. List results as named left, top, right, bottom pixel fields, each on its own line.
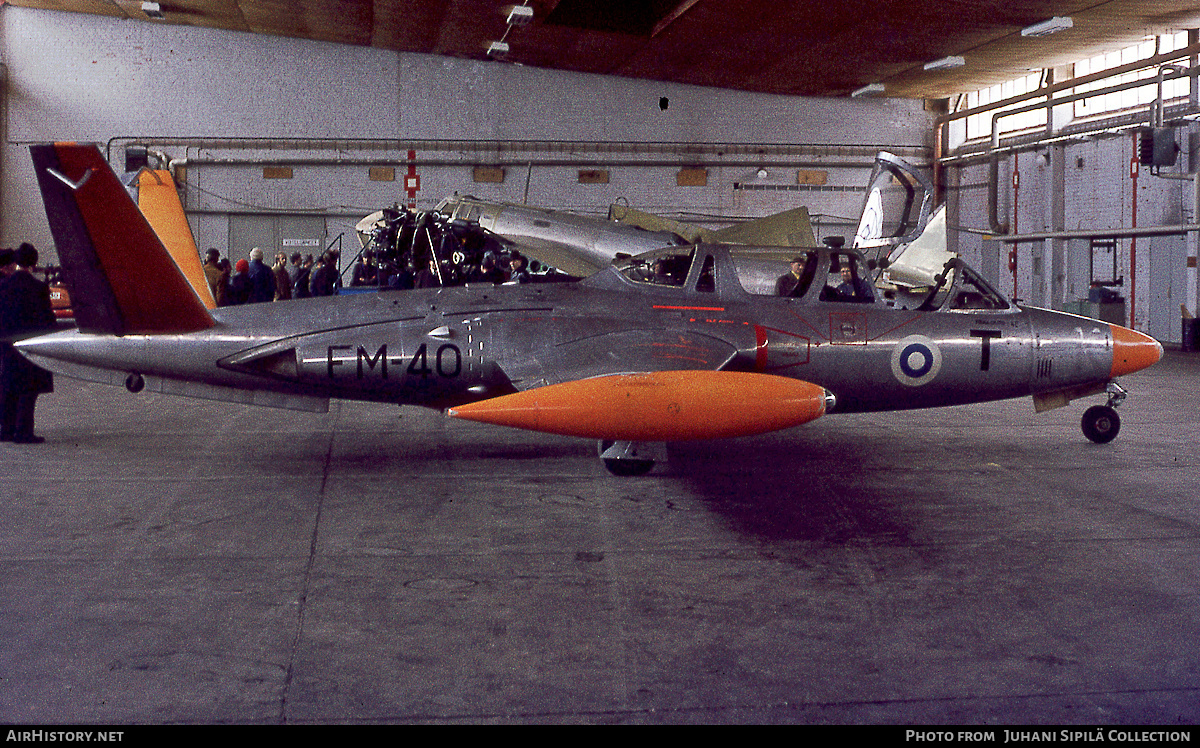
left=447, top=370, right=829, bottom=441
left=1109, top=324, right=1163, bottom=377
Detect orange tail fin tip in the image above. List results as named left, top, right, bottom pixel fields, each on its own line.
left=137, top=169, right=217, bottom=310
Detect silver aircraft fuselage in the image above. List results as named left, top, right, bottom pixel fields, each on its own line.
left=20, top=243, right=1156, bottom=424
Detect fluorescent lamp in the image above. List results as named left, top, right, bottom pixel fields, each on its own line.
left=141, top=2, right=164, bottom=20
left=486, top=41, right=510, bottom=57
left=507, top=5, right=534, bottom=26
left=924, top=56, right=965, bottom=71
left=1022, top=17, right=1073, bottom=38
left=852, top=83, right=886, bottom=98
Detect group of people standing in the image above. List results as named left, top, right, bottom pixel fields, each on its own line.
left=350, top=249, right=536, bottom=291
left=0, top=244, right=56, bottom=444
left=202, top=247, right=341, bottom=307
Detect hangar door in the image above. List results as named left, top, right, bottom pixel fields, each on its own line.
left=1146, top=235, right=1188, bottom=343
left=228, top=215, right=327, bottom=264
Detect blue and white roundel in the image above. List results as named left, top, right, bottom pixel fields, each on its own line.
left=891, top=335, right=942, bottom=387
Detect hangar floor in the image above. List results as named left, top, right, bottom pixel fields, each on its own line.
left=1, top=351, right=1197, bottom=725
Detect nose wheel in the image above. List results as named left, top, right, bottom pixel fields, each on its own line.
left=1081, top=382, right=1126, bottom=444
left=1081, top=405, right=1120, bottom=443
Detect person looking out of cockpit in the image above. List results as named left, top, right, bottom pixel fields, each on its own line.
left=776, top=256, right=807, bottom=297
left=509, top=253, right=531, bottom=284
left=836, top=265, right=874, bottom=303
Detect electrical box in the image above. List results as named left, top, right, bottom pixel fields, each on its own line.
left=1138, top=128, right=1179, bottom=168
left=125, top=145, right=149, bottom=173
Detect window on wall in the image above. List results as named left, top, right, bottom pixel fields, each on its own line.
left=1074, top=31, right=1191, bottom=120
left=961, top=31, right=1193, bottom=142
left=965, top=72, right=1046, bottom=141
left=1090, top=239, right=1119, bottom=286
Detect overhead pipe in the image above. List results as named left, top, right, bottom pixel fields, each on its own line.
left=105, top=137, right=932, bottom=189
left=159, top=154, right=888, bottom=170
left=939, top=64, right=1197, bottom=169
left=1152, top=64, right=1188, bottom=128
left=984, top=66, right=1193, bottom=155
left=990, top=224, right=1200, bottom=242
left=1130, top=135, right=1139, bottom=329
left=973, top=65, right=1196, bottom=236
left=107, top=136, right=928, bottom=167
left=987, top=156, right=1008, bottom=234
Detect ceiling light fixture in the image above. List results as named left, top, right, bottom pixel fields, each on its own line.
left=1021, top=17, right=1073, bottom=38
left=506, top=5, right=534, bottom=26
left=852, top=83, right=886, bottom=98
left=488, top=4, right=530, bottom=61
left=924, top=56, right=966, bottom=71
left=141, top=1, right=165, bottom=20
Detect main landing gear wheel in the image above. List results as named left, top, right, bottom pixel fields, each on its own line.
left=598, top=440, right=655, bottom=476
left=1081, top=405, right=1120, bottom=444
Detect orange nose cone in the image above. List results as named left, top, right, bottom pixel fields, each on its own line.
left=1109, top=324, right=1162, bottom=377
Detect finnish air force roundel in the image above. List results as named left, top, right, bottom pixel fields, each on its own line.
left=891, top=335, right=942, bottom=387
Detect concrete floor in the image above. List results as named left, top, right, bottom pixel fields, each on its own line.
left=1, top=352, right=1197, bottom=724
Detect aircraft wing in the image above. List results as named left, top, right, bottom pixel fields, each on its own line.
left=435, top=194, right=686, bottom=276
left=450, top=325, right=830, bottom=442
left=706, top=206, right=815, bottom=247
left=606, top=204, right=708, bottom=243
left=474, top=231, right=610, bottom=278
left=512, top=328, right=741, bottom=389
left=608, top=204, right=816, bottom=247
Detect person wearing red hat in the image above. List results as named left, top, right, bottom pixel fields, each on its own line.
left=227, top=258, right=251, bottom=306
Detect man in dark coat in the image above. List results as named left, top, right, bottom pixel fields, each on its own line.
left=272, top=252, right=292, bottom=301
left=246, top=247, right=275, bottom=304
left=309, top=251, right=338, bottom=297
left=0, top=244, right=58, bottom=443
left=293, top=255, right=313, bottom=299
left=776, top=255, right=809, bottom=297
left=227, top=259, right=251, bottom=305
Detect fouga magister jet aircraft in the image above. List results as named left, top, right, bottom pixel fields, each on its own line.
left=18, top=143, right=1162, bottom=475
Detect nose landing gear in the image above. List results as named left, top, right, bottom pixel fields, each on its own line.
left=1081, top=382, right=1126, bottom=444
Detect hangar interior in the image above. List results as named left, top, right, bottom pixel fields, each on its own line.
left=2, top=2, right=1199, bottom=344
